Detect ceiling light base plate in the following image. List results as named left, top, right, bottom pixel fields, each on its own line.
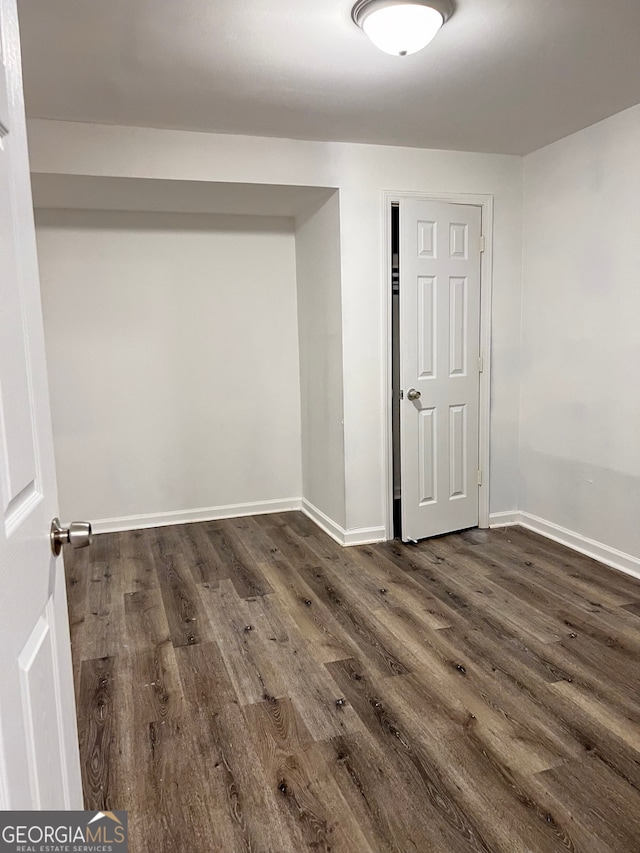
left=351, top=0, right=454, bottom=28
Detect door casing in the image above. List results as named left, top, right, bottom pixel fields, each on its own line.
left=382, top=191, right=494, bottom=540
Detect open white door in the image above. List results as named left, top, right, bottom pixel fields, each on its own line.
left=399, top=198, right=482, bottom=542
left=0, top=0, right=83, bottom=809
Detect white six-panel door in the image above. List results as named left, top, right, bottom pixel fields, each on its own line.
left=0, top=0, right=82, bottom=809
left=399, top=199, right=482, bottom=542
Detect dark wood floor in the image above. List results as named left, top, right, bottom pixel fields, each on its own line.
left=65, top=512, right=640, bottom=852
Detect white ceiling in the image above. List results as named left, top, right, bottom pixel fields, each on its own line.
left=30, top=174, right=335, bottom=217
left=17, top=0, right=640, bottom=156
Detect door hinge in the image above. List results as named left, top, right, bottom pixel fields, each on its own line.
left=480, top=235, right=486, bottom=253
left=478, top=356, right=484, bottom=373
left=477, top=470, right=483, bottom=486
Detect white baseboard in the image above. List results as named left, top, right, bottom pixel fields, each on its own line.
left=490, top=509, right=640, bottom=581
left=489, top=510, right=520, bottom=528
left=518, top=511, right=640, bottom=582
left=92, top=497, right=386, bottom=547
left=91, top=498, right=302, bottom=535
left=300, top=499, right=344, bottom=545
left=343, top=526, right=388, bottom=546
left=300, top=499, right=386, bottom=547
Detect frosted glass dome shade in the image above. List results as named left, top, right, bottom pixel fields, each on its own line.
left=361, top=4, right=444, bottom=55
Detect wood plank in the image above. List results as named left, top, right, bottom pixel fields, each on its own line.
left=319, top=732, right=456, bottom=853
left=173, top=641, right=237, bottom=713
left=76, top=560, right=126, bottom=661
left=505, top=526, right=640, bottom=602
left=63, top=545, right=91, bottom=703
left=118, top=528, right=159, bottom=594
left=210, top=701, right=302, bottom=852
left=123, top=586, right=171, bottom=654
left=125, top=716, right=244, bottom=853
left=77, top=656, right=123, bottom=811
left=225, top=513, right=285, bottom=567
left=198, top=579, right=289, bottom=705
left=484, top=560, right=640, bottom=650
left=391, top=538, right=566, bottom=644
left=325, top=657, right=498, bottom=852
left=541, top=630, right=640, bottom=712
left=529, top=755, right=640, bottom=853
left=243, top=590, right=366, bottom=740
left=124, top=644, right=184, bottom=725
left=128, top=688, right=300, bottom=852
left=623, top=601, right=640, bottom=618
left=480, top=539, right=635, bottom=611
left=244, top=697, right=374, bottom=852
left=299, top=564, right=412, bottom=677
left=256, top=557, right=359, bottom=664
left=374, top=609, right=579, bottom=774
left=205, top=520, right=273, bottom=598
left=326, top=657, right=589, bottom=852
left=465, top=539, right=640, bottom=656
left=155, top=552, right=212, bottom=648
left=178, top=521, right=227, bottom=587
left=63, top=544, right=90, bottom=632
left=262, top=518, right=327, bottom=569
left=347, top=544, right=453, bottom=630
left=547, top=680, right=640, bottom=754
left=435, top=622, right=640, bottom=792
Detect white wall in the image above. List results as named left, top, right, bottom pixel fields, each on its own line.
left=28, top=119, right=523, bottom=538
left=35, top=208, right=302, bottom=526
left=522, top=103, right=640, bottom=560
left=295, top=192, right=346, bottom=529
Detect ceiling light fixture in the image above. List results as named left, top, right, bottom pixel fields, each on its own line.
left=352, top=0, right=453, bottom=56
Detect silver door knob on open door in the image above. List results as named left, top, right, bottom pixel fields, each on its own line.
left=50, top=518, right=93, bottom=556
left=407, top=388, right=421, bottom=401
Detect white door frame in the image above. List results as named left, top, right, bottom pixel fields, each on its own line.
left=382, top=190, right=494, bottom=540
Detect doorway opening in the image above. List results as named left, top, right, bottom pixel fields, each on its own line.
left=391, top=203, right=402, bottom=539
left=386, top=192, right=493, bottom=543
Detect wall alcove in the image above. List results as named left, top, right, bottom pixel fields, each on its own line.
left=33, top=174, right=346, bottom=535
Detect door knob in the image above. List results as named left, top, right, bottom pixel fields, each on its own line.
left=50, top=517, right=93, bottom=557
left=407, top=388, right=421, bottom=401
